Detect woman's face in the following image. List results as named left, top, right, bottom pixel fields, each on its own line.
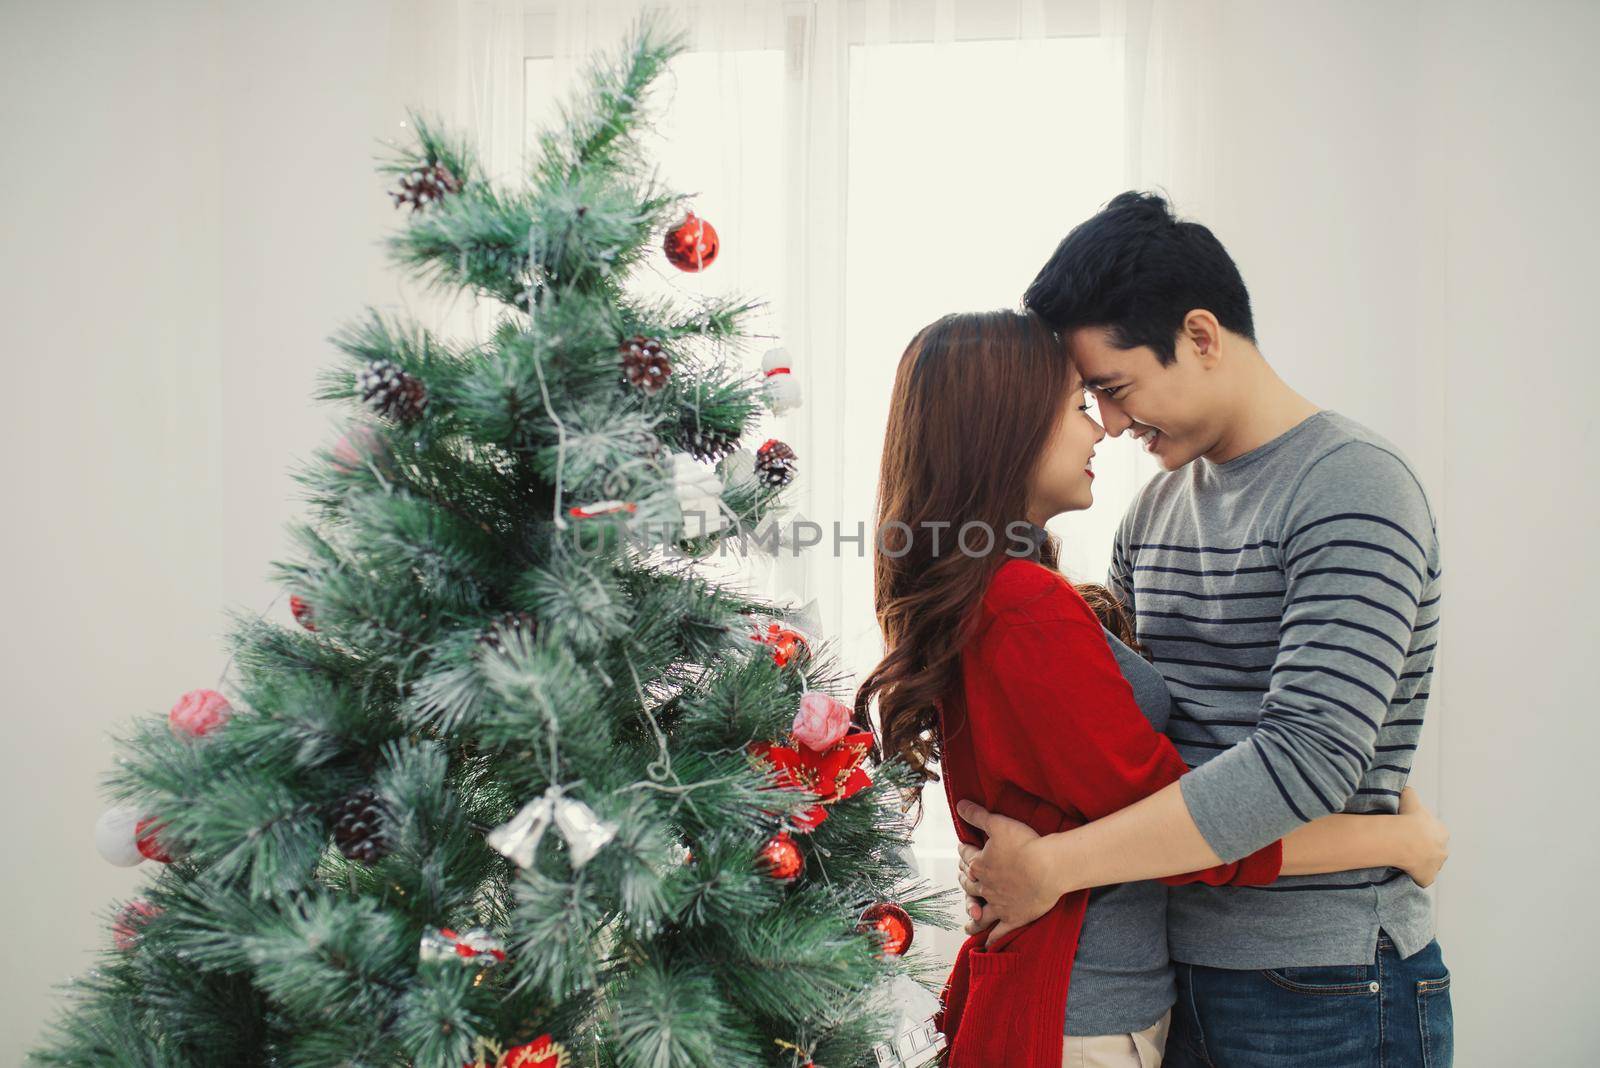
left=1026, top=370, right=1106, bottom=523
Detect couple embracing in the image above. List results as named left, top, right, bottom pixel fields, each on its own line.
left=856, top=192, right=1453, bottom=1067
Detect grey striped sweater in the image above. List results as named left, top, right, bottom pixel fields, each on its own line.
left=1107, top=410, right=1441, bottom=969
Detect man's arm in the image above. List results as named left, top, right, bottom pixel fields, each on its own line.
left=963, top=443, right=1436, bottom=927
left=1176, top=442, right=1434, bottom=860
left=958, top=786, right=1448, bottom=935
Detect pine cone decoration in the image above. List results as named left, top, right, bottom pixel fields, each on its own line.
left=679, top=414, right=740, bottom=464
left=620, top=336, right=671, bottom=395
left=390, top=161, right=461, bottom=213
left=755, top=438, right=798, bottom=487
left=477, top=610, right=538, bottom=655
left=330, top=787, right=393, bottom=864
left=358, top=359, right=428, bottom=425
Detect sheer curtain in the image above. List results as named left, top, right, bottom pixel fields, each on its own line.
left=424, top=0, right=1185, bottom=971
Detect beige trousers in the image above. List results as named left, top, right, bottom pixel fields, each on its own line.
left=1061, top=1010, right=1171, bottom=1068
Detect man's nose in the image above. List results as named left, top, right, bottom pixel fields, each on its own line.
left=1098, top=398, right=1133, bottom=436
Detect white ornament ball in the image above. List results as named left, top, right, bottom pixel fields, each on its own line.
left=94, top=805, right=145, bottom=867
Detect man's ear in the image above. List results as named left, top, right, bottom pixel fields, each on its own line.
left=1183, top=309, right=1224, bottom=368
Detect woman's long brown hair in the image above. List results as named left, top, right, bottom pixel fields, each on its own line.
left=854, top=310, right=1081, bottom=800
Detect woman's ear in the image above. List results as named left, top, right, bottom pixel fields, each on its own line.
left=1182, top=309, right=1225, bottom=368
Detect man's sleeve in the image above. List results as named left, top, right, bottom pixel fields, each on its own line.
left=1107, top=498, right=1139, bottom=613
left=1178, top=442, right=1436, bottom=862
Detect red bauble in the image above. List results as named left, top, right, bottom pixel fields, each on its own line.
left=135, top=818, right=173, bottom=864
left=770, top=629, right=806, bottom=668
left=858, top=902, right=914, bottom=956
left=664, top=211, right=719, bottom=272
left=112, top=899, right=162, bottom=951
left=751, top=621, right=810, bottom=668
left=759, top=831, right=803, bottom=882
left=168, top=688, right=233, bottom=737
left=290, top=595, right=317, bottom=631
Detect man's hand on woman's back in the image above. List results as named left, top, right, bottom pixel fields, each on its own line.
left=953, top=800, right=1062, bottom=942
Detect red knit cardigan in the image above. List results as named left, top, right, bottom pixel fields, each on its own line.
left=934, top=560, right=1284, bottom=1067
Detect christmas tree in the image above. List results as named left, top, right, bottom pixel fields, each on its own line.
left=39, top=20, right=948, bottom=1068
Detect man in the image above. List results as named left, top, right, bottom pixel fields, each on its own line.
left=956, top=192, right=1453, bottom=1065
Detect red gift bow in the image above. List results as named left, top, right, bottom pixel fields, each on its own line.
left=749, top=731, right=873, bottom=831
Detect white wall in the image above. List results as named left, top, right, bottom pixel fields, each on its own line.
left=0, top=0, right=450, bottom=1059
left=1417, top=1, right=1600, bottom=1058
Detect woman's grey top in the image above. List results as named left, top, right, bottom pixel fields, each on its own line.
left=1007, top=524, right=1176, bottom=1035
left=1063, top=628, right=1177, bottom=1036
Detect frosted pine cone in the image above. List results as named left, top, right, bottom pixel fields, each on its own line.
left=477, top=610, right=538, bottom=655
left=754, top=438, right=797, bottom=487
left=357, top=359, right=428, bottom=425
left=620, top=336, right=671, bottom=395
left=330, top=787, right=393, bottom=864
left=680, top=414, right=740, bottom=464
left=391, top=162, right=461, bottom=213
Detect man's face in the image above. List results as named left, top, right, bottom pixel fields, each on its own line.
left=1067, top=325, right=1221, bottom=471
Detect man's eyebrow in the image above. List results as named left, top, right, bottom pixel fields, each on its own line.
left=1081, top=374, right=1123, bottom=388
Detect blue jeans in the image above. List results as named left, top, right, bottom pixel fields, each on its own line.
left=1164, top=933, right=1453, bottom=1067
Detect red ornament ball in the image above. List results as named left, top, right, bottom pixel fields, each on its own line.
left=751, top=621, right=810, bottom=668
left=759, top=831, right=803, bottom=882
left=290, top=595, right=317, bottom=632
left=135, top=818, right=173, bottom=864
left=770, top=629, right=808, bottom=668
left=664, top=211, right=719, bottom=272
left=112, top=899, right=162, bottom=952
left=168, top=688, right=233, bottom=737
left=858, top=902, right=914, bottom=956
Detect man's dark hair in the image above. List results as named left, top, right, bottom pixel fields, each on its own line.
left=1023, top=191, right=1256, bottom=366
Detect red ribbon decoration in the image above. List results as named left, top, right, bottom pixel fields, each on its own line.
left=749, top=731, right=873, bottom=831
left=499, top=1035, right=569, bottom=1068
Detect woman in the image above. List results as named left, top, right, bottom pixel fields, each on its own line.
left=854, top=310, right=1448, bottom=1068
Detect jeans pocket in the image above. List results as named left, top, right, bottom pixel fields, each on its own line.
left=1417, top=972, right=1454, bottom=1067
left=1260, top=962, right=1377, bottom=996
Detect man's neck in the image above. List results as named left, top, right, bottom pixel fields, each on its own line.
left=1203, top=359, right=1320, bottom=465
